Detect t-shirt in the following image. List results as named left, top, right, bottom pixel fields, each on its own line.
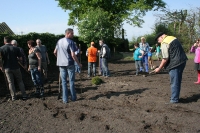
left=55, top=38, right=76, bottom=66
left=0, top=44, right=21, bottom=70
left=36, top=45, right=47, bottom=62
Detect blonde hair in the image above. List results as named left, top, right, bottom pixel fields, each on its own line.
left=141, top=37, right=146, bottom=40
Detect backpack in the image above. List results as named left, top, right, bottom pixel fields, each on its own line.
left=104, top=45, right=111, bottom=59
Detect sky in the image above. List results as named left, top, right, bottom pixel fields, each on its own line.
left=0, top=0, right=200, bottom=41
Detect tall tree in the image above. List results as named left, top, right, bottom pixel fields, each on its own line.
left=56, top=0, right=166, bottom=42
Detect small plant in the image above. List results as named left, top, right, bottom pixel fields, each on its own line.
left=91, top=76, right=102, bottom=85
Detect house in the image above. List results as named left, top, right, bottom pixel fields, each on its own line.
left=0, top=22, right=15, bottom=35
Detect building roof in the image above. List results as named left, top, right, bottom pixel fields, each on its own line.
left=0, top=22, right=15, bottom=35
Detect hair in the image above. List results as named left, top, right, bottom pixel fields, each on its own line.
left=4, top=36, right=12, bottom=43
left=11, top=40, right=17, bottom=45
left=99, top=39, right=104, bottom=43
left=141, top=37, right=146, bottom=40
left=27, top=40, right=36, bottom=47
left=65, top=28, right=73, bottom=34
left=134, top=43, right=139, bottom=47
left=36, top=39, right=41, bottom=43
left=91, top=42, right=95, bottom=46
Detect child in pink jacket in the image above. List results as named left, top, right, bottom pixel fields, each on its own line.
left=194, top=40, right=200, bottom=84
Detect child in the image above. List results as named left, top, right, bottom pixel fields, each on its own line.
left=155, top=43, right=161, bottom=61
left=133, top=43, right=144, bottom=76
left=194, top=40, right=200, bottom=84
left=148, top=47, right=154, bottom=70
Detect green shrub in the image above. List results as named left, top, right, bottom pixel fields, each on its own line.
left=91, top=76, right=102, bottom=85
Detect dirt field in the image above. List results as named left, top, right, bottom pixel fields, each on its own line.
left=0, top=57, right=200, bottom=133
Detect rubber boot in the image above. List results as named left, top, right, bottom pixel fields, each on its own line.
left=194, top=71, right=200, bottom=84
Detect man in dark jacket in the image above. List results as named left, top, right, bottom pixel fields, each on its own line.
left=154, top=32, right=188, bottom=103
left=0, top=36, right=27, bottom=101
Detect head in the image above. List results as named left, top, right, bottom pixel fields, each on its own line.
left=91, top=42, right=95, bottom=46
left=141, top=37, right=146, bottom=43
left=134, top=43, right=139, bottom=48
left=99, top=39, right=104, bottom=46
left=155, top=32, right=166, bottom=43
left=4, top=36, right=12, bottom=44
left=36, top=39, right=41, bottom=45
left=65, top=28, right=74, bottom=39
left=11, top=40, right=18, bottom=47
left=27, top=40, right=36, bottom=48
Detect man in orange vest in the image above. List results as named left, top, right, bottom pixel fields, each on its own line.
left=86, top=42, right=98, bottom=77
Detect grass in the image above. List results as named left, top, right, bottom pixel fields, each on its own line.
left=119, top=52, right=195, bottom=61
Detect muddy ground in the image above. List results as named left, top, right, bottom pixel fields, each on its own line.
left=0, top=56, right=200, bottom=133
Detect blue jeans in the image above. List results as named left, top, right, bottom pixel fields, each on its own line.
left=101, top=58, right=110, bottom=76
left=74, top=61, right=81, bottom=73
left=59, top=65, right=76, bottom=103
left=88, top=62, right=96, bottom=76
left=140, top=54, right=149, bottom=72
left=169, top=62, right=186, bottom=103
left=30, top=68, right=43, bottom=87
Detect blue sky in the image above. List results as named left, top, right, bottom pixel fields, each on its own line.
left=0, top=0, right=199, bottom=41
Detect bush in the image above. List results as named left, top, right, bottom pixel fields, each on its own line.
left=91, top=76, right=102, bottom=85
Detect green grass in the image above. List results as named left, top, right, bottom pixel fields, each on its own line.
left=119, top=52, right=195, bottom=61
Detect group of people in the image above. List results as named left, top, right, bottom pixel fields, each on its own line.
left=1, top=29, right=196, bottom=104
left=0, top=37, right=50, bottom=101
left=133, top=37, right=162, bottom=76
left=54, top=28, right=110, bottom=104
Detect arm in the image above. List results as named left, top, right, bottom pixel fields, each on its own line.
left=71, top=51, right=82, bottom=68
left=53, top=48, right=57, bottom=57
left=154, top=58, right=168, bottom=72
left=35, top=52, right=42, bottom=71
left=102, top=47, right=106, bottom=57
left=46, top=52, right=50, bottom=64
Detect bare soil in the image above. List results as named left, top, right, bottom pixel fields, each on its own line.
left=0, top=58, right=200, bottom=133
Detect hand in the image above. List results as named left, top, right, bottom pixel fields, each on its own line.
left=154, top=68, right=160, bottom=73
left=48, top=60, right=50, bottom=64
left=38, top=67, right=41, bottom=71
left=98, top=50, right=100, bottom=53
left=139, top=56, right=143, bottom=58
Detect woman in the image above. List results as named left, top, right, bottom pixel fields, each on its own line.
left=27, top=40, right=44, bottom=97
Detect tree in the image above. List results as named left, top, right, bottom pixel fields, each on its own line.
left=56, top=0, right=166, bottom=43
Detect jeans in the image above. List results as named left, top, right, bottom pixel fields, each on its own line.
left=101, top=58, right=110, bottom=76
left=88, top=62, right=96, bottom=76
left=169, top=62, right=186, bottom=103
left=74, top=61, right=81, bottom=73
left=5, top=68, right=26, bottom=98
left=135, top=60, right=144, bottom=75
left=30, top=68, right=43, bottom=87
left=140, top=54, right=149, bottom=72
left=59, top=65, right=76, bottom=103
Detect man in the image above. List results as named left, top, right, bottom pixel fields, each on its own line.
left=139, top=37, right=149, bottom=72
left=154, top=32, right=188, bottom=103
left=99, top=39, right=110, bottom=77
left=54, top=28, right=82, bottom=104
left=0, top=36, right=27, bottom=101
left=86, top=42, right=98, bottom=77
left=36, top=39, right=50, bottom=81
left=11, top=40, right=27, bottom=69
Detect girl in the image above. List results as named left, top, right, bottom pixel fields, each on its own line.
left=194, top=40, right=200, bottom=84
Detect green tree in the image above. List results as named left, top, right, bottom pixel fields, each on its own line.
left=56, top=0, right=166, bottom=43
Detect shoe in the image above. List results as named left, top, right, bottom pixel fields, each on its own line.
left=12, top=97, right=16, bottom=101
left=40, top=87, right=44, bottom=97
left=93, top=74, right=96, bottom=77
left=22, top=96, right=27, bottom=100
left=87, top=75, right=91, bottom=78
